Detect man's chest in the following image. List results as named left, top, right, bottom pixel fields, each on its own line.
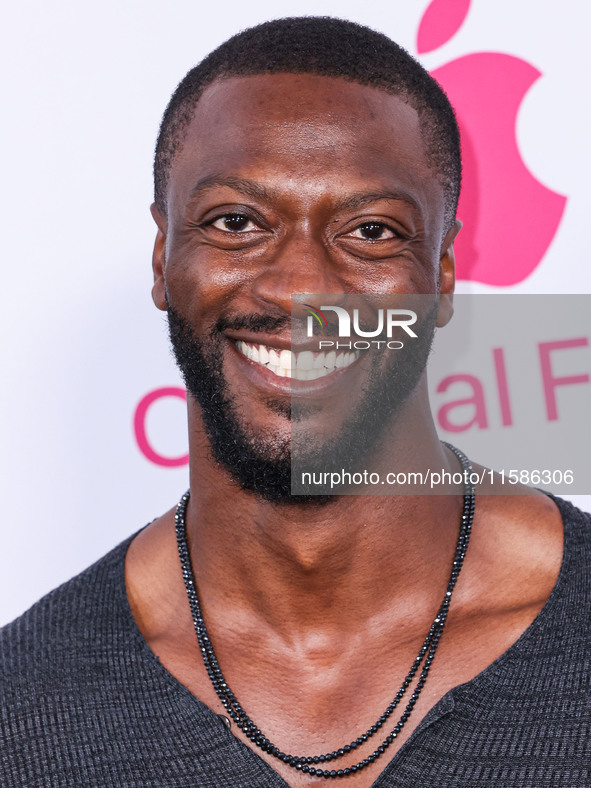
left=149, top=603, right=549, bottom=788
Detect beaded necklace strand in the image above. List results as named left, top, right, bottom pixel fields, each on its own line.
left=175, top=443, right=475, bottom=779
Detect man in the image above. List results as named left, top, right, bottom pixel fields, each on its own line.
left=1, top=17, right=589, bottom=788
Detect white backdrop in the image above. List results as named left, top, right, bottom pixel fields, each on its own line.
left=2, top=0, right=590, bottom=625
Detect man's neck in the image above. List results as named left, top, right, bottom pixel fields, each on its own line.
left=184, top=423, right=463, bottom=640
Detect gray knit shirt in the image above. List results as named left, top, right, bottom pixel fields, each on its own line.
left=1, top=496, right=591, bottom=787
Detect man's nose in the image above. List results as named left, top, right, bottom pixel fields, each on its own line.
left=250, top=231, right=345, bottom=313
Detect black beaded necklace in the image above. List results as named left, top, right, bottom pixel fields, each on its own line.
left=175, top=443, right=475, bottom=779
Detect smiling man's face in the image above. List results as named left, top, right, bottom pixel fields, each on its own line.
left=151, top=72, right=457, bottom=501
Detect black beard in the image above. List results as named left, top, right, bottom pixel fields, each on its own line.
left=166, top=302, right=437, bottom=505
left=167, top=305, right=295, bottom=502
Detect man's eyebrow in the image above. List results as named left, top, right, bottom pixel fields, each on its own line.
left=332, top=190, right=421, bottom=213
left=187, top=175, right=272, bottom=204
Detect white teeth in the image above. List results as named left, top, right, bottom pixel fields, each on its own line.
left=235, top=341, right=359, bottom=380
left=297, top=351, right=314, bottom=370
left=313, top=352, right=325, bottom=369
left=279, top=349, right=294, bottom=370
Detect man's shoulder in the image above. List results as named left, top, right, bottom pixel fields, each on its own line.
left=543, top=494, right=591, bottom=582
left=553, top=494, right=591, bottom=545
left=0, top=529, right=225, bottom=787
left=0, top=533, right=137, bottom=691
left=507, top=493, right=591, bottom=618
left=546, top=495, right=591, bottom=620
left=465, top=493, right=591, bottom=676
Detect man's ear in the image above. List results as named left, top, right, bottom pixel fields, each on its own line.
left=436, top=219, right=461, bottom=328
left=150, top=203, right=168, bottom=312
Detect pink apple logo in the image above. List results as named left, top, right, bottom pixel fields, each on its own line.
left=417, top=0, right=566, bottom=285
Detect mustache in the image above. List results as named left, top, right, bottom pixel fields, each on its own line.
left=171, top=305, right=429, bottom=342
left=213, top=312, right=403, bottom=338
left=165, top=297, right=291, bottom=338
left=213, top=313, right=290, bottom=335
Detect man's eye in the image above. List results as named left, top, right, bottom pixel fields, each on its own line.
left=349, top=222, right=395, bottom=240
left=210, top=213, right=257, bottom=232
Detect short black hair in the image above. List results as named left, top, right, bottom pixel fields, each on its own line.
left=153, top=16, right=461, bottom=228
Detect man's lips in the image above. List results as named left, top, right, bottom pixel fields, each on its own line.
left=235, top=340, right=360, bottom=381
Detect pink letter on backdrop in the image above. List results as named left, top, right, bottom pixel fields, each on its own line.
left=134, top=387, right=189, bottom=467
left=493, top=347, right=513, bottom=426
left=538, top=339, right=589, bottom=421
left=437, top=374, right=488, bottom=432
